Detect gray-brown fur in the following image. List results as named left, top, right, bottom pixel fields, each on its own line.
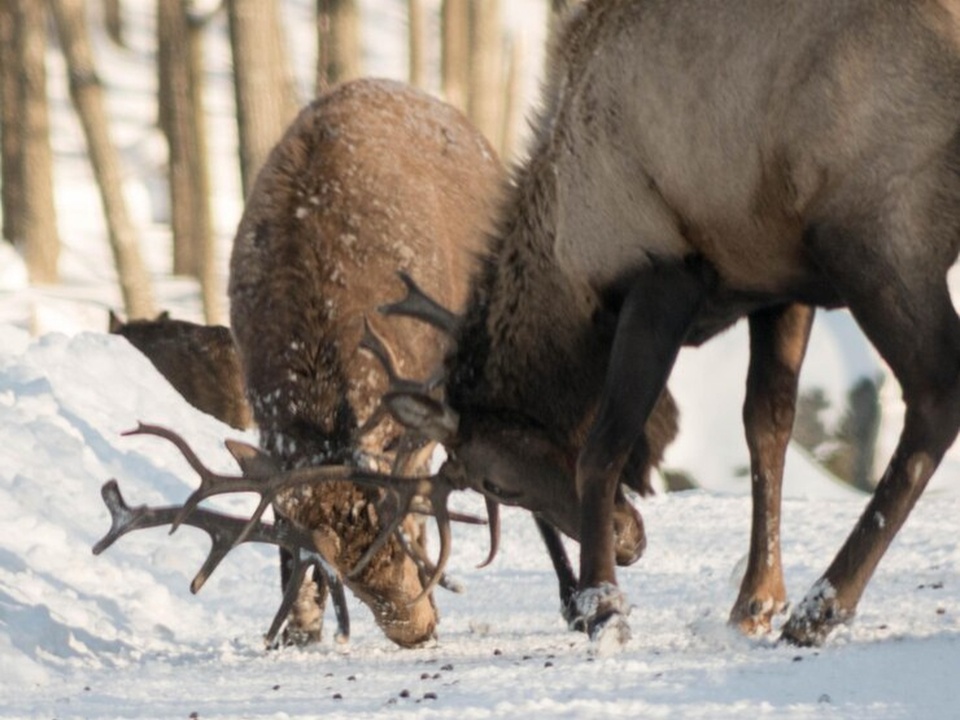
left=109, top=311, right=252, bottom=431
left=229, top=79, right=502, bottom=647
left=385, top=0, right=960, bottom=647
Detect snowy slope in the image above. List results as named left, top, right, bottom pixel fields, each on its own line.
left=2, top=1, right=960, bottom=718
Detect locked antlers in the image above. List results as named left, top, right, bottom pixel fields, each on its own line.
left=94, top=421, right=486, bottom=638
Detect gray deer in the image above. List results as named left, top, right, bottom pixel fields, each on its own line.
left=367, top=0, right=960, bottom=648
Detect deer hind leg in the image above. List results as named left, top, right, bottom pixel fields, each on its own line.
left=781, top=220, right=960, bottom=646
left=730, top=303, right=814, bottom=635
left=575, top=260, right=710, bottom=644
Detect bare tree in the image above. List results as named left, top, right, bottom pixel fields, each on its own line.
left=441, top=0, right=469, bottom=112
left=158, top=0, right=221, bottom=323
left=3, top=0, right=60, bottom=282
left=315, top=0, right=361, bottom=95
left=467, top=0, right=504, bottom=152
left=408, top=0, right=426, bottom=88
left=0, top=0, right=22, bottom=246
left=158, top=0, right=201, bottom=277
left=226, top=0, right=300, bottom=197
left=188, top=7, right=221, bottom=324
left=50, top=0, right=155, bottom=317
left=102, top=0, right=124, bottom=46
left=500, top=33, right=523, bottom=161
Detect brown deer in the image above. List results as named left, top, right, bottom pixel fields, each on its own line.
left=365, top=0, right=960, bottom=648
left=225, top=77, right=512, bottom=648
left=109, top=311, right=253, bottom=431
left=95, top=76, right=680, bottom=646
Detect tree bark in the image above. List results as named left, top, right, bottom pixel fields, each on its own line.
left=441, top=0, right=469, bottom=112
left=315, top=0, right=361, bottom=95
left=407, top=0, right=426, bottom=89
left=158, top=0, right=201, bottom=277
left=51, top=0, right=155, bottom=317
left=0, top=0, right=22, bottom=246
left=226, top=0, right=299, bottom=197
left=468, top=0, right=503, bottom=152
left=102, top=0, right=123, bottom=46
left=500, top=33, right=523, bottom=162
left=188, top=9, right=221, bottom=324
left=11, top=0, right=60, bottom=282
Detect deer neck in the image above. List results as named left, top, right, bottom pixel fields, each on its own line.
left=448, top=138, right=611, bottom=446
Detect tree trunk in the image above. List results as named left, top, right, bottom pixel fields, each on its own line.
left=188, top=9, right=221, bottom=324
left=102, top=0, right=123, bottom=46
left=441, top=0, right=469, bottom=112
left=12, top=0, right=60, bottom=282
left=0, top=0, right=22, bottom=246
left=227, top=0, right=299, bottom=197
left=468, top=0, right=503, bottom=152
left=158, top=0, right=202, bottom=277
left=407, top=0, right=426, bottom=89
left=500, top=33, right=523, bottom=162
left=315, top=0, right=361, bottom=95
left=51, top=0, right=155, bottom=318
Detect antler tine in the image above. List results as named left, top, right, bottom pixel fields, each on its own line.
left=358, top=317, right=432, bottom=395
left=95, top=480, right=352, bottom=645
left=94, top=480, right=300, bottom=592
left=346, top=484, right=416, bottom=580
left=124, top=423, right=403, bottom=548
left=93, top=479, right=165, bottom=555
left=123, top=423, right=265, bottom=533
left=408, top=462, right=500, bottom=602
left=345, top=470, right=488, bottom=582
left=356, top=317, right=437, bottom=441
left=379, top=271, right=460, bottom=336
left=395, top=523, right=464, bottom=594
left=411, top=502, right=452, bottom=605
left=475, top=497, right=501, bottom=569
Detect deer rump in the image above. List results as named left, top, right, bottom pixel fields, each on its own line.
left=372, top=0, right=960, bottom=648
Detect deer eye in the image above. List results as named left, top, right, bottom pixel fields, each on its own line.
left=482, top=479, right=523, bottom=501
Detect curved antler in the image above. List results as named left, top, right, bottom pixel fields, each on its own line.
left=107, top=423, right=491, bottom=611
left=93, top=478, right=347, bottom=646
left=379, top=271, right=461, bottom=336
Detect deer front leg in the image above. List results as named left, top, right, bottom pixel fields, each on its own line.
left=575, top=261, right=709, bottom=645
left=730, top=303, right=814, bottom=635
left=535, top=517, right=581, bottom=628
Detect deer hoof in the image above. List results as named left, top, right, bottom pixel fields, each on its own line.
left=779, top=580, right=853, bottom=647
left=729, top=595, right=788, bottom=636
left=573, top=583, right=632, bottom=648
left=588, top=610, right=632, bottom=654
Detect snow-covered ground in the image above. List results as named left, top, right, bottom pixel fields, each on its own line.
left=2, top=1, right=959, bottom=718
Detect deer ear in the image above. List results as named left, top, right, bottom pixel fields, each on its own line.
left=225, top=439, right=279, bottom=475
left=384, top=391, right=459, bottom=442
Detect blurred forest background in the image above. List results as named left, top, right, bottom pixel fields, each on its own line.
left=0, top=0, right=567, bottom=324
left=0, top=0, right=884, bottom=493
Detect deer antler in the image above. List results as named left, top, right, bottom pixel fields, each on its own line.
left=103, top=423, right=488, bottom=614
left=93, top=479, right=347, bottom=646
left=358, top=304, right=503, bottom=581
left=379, top=271, right=461, bottom=336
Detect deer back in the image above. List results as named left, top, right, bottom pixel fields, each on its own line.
left=230, top=79, right=501, bottom=469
